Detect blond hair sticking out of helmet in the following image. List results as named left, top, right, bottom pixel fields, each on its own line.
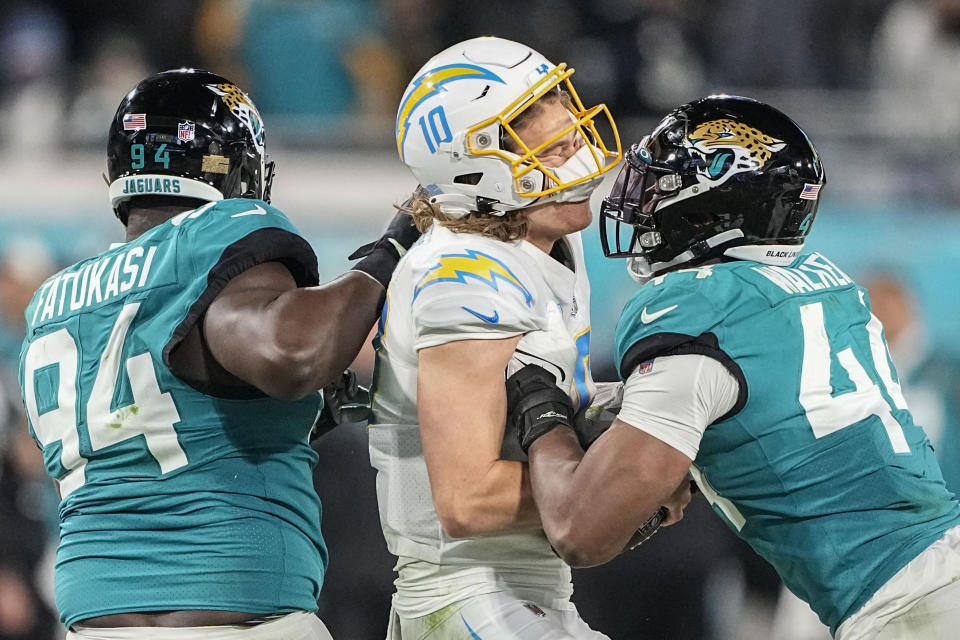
left=370, top=36, right=620, bottom=639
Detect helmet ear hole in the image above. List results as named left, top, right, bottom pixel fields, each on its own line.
left=453, top=173, right=483, bottom=185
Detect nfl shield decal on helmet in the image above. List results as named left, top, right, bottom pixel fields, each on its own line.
left=178, top=121, right=195, bottom=142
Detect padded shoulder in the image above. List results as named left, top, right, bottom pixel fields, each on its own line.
left=162, top=199, right=318, bottom=370
left=172, top=199, right=318, bottom=288
left=406, top=231, right=546, bottom=349
left=615, top=266, right=726, bottom=370
left=613, top=264, right=749, bottom=418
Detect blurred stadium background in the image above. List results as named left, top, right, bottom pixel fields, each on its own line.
left=1, top=1, right=959, bottom=639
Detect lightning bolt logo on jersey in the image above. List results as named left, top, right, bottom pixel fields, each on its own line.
left=413, top=249, right=533, bottom=306
left=368, top=223, right=593, bottom=618
left=396, top=64, right=505, bottom=160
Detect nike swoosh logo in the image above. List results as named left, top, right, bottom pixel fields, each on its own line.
left=461, top=615, right=483, bottom=640
left=462, top=306, right=499, bottom=325
left=641, top=304, right=678, bottom=324
left=232, top=204, right=267, bottom=217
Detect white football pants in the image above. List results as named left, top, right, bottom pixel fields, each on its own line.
left=386, top=592, right=609, bottom=640
left=66, top=611, right=333, bottom=640
left=836, top=524, right=960, bottom=640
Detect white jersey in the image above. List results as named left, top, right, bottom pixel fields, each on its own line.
left=369, top=224, right=594, bottom=617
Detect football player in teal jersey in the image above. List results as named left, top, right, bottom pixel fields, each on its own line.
left=506, top=96, right=960, bottom=640
left=18, top=69, right=418, bottom=639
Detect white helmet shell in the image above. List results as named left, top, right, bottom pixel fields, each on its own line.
left=396, top=37, right=621, bottom=218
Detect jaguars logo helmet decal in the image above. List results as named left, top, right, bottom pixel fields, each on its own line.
left=685, top=118, right=785, bottom=185
left=106, top=69, right=274, bottom=224
left=206, top=83, right=266, bottom=154
left=599, top=95, right=825, bottom=283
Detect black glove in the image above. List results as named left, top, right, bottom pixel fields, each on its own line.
left=505, top=364, right=575, bottom=453
left=622, top=506, right=668, bottom=552
left=573, top=380, right=622, bottom=449
left=572, top=413, right=610, bottom=451
left=349, top=188, right=424, bottom=288
left=311, top=369, right=371, bottom=443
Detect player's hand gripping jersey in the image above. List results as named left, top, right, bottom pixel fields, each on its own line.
left=19, top=200, right=327, bottom=627
left=369, top=224, right=594, bottom=617
left=613, top=252, right=960, bottom=633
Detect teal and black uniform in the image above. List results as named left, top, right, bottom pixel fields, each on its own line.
left=614, top=252, right=960, bottom=634
left=19, top=199, right=327, bottom=627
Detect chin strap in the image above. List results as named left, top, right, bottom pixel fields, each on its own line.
left=544, top=143, right=616, bottom=204
left=626, top=229, right=745, bottom=284
left=429, top=192, right=488, bottom=218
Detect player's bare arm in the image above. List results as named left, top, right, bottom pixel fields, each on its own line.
left=201, top=263, right=383, bottom=400
left=29, top=69, right=420, bottom=634
left=418, top=336, right=541, bottom=538
left=528, top=420, right=692, bottom=567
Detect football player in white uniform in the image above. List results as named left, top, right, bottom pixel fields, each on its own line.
left=369, top=37, right=621, bottom=639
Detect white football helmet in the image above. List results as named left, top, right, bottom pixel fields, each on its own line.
left=396, top=36, right=622, bottom=217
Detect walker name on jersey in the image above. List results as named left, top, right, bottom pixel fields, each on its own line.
left=120, top=177, right=182, bottom=196
left=752, top=252, right=852, bottom=294
left=31, top=245, right=159, bottom=325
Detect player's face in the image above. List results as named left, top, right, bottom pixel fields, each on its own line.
left=524, top=199, right=592, bottom=245
left=513, top=99, right=593, bottom=250
left=514, top=98, right=585, bottom=169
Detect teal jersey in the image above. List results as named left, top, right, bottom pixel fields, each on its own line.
left=613, top=253, right=960, bottom=633
left=18, top=200, right=327, bottom=627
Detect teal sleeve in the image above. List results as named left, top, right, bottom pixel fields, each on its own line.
left=160, top=199, right=318, bottom=369
left=614, top=273, right=720, bottom=379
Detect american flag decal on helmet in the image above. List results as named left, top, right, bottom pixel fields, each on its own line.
left=800, top=183, right=822, bottom=200
left=122, top=113, right=146, bottom=131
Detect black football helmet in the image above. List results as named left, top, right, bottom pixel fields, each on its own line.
left=599, top=95, right=825, bottom=282
left=106, top=68, right=274, bottom=223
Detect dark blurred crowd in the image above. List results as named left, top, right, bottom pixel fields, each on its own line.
left=3, top=0, right=960, bottom=149
left=3, top=1, right=960, bottom=639
left=0, top=237, right=59, bottom=640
